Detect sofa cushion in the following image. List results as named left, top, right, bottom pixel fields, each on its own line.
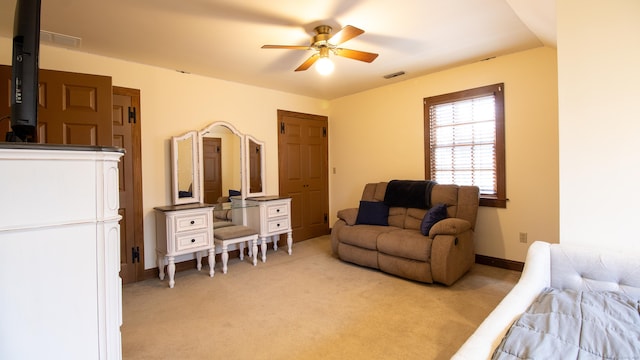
left=405, top=208, right=427, bottom=230
left=339, top=225, right=396, bottom=250
left=377, top=229, right=433, bottom=262
left=337, top=208, right=359, bottom=226
left=431, top=184, right=459, bottom=217
left=388, top=207, right=407, bottom=228
left=420, top=203, right=448, bottom=236
left=355, top=201, right=389, bottom=226
left=361, top=182, right=388, bottom=202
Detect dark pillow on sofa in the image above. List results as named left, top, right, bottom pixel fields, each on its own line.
left=355, top=201, right=389, bottom=226
left=421, top=203, right=447, bottom=236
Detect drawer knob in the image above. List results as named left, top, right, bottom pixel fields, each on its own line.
left=276, top=223, right=280, bottom=227
left=191, top=238, right=196, bottom=243
left=276, top=209, right=280, bottom=213
left=190, top=220, right=195, bottom=225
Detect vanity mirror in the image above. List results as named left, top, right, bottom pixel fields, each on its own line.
left=171, top=130, right=200, bottom=205
left=169, top=121, right=267, bottom=205
left=198, top=121, right=243, bottom=203
left=246, top=134, right=266, bottom=197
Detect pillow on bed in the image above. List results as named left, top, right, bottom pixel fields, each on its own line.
left=355, top=201, right=389, bottom=226
left=420, top=203, right=447, bottom=235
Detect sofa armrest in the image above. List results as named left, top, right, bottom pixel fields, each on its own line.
left=337, top=208, right=359, bottom=226
left=429, top=218, right=471, bottom=238
left=452, top=241, right=552, bottom=360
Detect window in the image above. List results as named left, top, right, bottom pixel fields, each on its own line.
left=424, top=83, right=506, bottom=208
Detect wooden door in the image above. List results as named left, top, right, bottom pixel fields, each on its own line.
left=203, top=137, right=223, bottom=203
left=1, top=66, right=11, bottom=137
left=278, top=110, right=329, bottom=241
left=112, top=87, right=144, bottom=284
left=1, top=65, right=112, bottom=145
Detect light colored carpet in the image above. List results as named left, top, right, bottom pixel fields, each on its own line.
left=122, top=235, right=520, bottom=360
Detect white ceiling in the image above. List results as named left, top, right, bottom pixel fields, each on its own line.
left=0, top=0, right=556, bottom=100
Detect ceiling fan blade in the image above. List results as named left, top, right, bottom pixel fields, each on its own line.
left=329, top=25, right=364, bottom=46
left=295, top=53, right=320, bottom=71
left=262, top=45, right=311, bottom=50
left=334, top=48, right=379, bottom=63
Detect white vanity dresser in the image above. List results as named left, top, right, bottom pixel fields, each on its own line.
left=156, top=121, right=293, bottom=286
left=0, top=143, right=124, bottom=360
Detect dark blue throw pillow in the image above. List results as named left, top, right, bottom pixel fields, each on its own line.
left=355, top=201, right=389, bottom=226
left=420, top=203, right=447, bottom=236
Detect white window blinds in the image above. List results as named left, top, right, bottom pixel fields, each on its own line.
left=429, top=94, right=497, bottom=195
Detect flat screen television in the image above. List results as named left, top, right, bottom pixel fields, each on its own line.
left=10, top=0, right=41, bottom=142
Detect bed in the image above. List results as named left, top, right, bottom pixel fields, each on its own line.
left=452, top=241, right=640, bottom=360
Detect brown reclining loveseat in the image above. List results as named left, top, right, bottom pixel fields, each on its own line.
left=331, top=181, right=479, bottom=285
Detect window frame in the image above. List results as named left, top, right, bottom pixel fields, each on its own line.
left=424, top=83, right=506, bottom=208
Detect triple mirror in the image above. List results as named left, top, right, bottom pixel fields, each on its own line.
left=170, top=121, right=265, bottom=205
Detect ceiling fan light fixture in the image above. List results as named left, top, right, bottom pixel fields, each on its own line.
left=315, top=56, right=334, bottom=75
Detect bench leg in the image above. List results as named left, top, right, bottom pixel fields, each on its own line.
left=208, top=248, right=215, bottom=277
left=251, top=239, right=258, bottom=266
left=239, top=241, right=245, bottom=261
left=221, top=245, right=229, bottom=274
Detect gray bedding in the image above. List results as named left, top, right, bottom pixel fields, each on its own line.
left=492, top=287, right=640, bottom=360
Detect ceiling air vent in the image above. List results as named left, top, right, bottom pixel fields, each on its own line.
left=40, top=30, right=82, bottom=49
left=383, top=71, right=405, bottom=79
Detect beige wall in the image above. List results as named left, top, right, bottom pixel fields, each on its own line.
left=0, top=37, right=329, bottom=268
left=0, top=37, right=559, bottom=266
left=557, top=0, right=640, bottom=254
left=329, top=47, right=559, bottom=262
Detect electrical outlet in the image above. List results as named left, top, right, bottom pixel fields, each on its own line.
left=519, top=232, right=528, bottom=243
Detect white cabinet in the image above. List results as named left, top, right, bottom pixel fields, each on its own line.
left=0, top=144, right=124, bottom=360
left=154, top=203, right=216, bottom=288
left=244, top=196, right=293, bottom=261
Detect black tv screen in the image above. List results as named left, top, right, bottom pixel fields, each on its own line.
left=10, top=0, right=41, bottom=142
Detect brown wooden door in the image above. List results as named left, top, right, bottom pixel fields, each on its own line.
left=203, top=137, right=223, bottom=203
left=1, top=66, right=11, bottom=137
left=112, top=87, right=144, bottom=284
left=278, top=110, right=329, bottom=241
left=1, top=65, right=112, bottom=145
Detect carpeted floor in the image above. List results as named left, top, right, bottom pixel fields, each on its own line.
left=122, top=235, right=520, bottom=360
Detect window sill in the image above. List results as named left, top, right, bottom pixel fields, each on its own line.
left=480, top=197, right=507, bottom=208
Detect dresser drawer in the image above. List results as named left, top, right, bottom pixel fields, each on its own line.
left=174, top=212, right=209, bottom=232
left=266, top=218, right=290, bottom=234
left=265, top=202, right=289, bottom=219
left=175, top=231, right=210, bottom=252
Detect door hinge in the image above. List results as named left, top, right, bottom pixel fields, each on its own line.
left=324, top=213, right=328, bottom=224
left=128, top=107, right=137, bottom=124
left=323, top=127, right=327, bottom=137
left=132, top=246, right=140, bottom=263
left=280, top=122, right=285, bottom=134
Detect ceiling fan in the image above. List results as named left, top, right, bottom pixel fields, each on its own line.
left=261, top=25, right=379, bottom=73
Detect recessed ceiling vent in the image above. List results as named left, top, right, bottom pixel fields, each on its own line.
left=40, top=30, right=82, bottom=48
left=383, top=71, right=405, bottom=79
